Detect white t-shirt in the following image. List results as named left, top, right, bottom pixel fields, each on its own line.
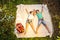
left=27, top=13, right=34, bottom=20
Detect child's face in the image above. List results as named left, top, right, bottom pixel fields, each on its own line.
left=33, top=10, right=36, bottom=15
left=30, top=11, right=33, bottom=15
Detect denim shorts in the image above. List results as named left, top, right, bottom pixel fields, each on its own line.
left=26, top=19, right=32, bottom=24
left=38, top=19, right=46, bottom=26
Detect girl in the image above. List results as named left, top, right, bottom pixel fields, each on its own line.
left=24, top=9, right=36, bottom=34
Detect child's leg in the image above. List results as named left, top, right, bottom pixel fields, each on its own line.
left=36, top=25, right=41, bottom=34
left=42, top=21, right=51, bottom=33
left=24, top=22, right=29, bottom=34
left=30, top=22, right=36, bottom=34
left=36, top=19, right=42, bottom=34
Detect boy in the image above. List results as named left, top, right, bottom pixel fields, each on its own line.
left=35, top=6, right=51, bottom=34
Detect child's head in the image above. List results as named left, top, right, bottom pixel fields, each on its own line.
left=29, top=11, right=32, bottom=14
left=29, top=11, right=34, bottom=15
left=33, top=9, right=36, bottom=15
left=36, top=10, right=39, bottom=13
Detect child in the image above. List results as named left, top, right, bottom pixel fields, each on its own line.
left=35, top=6, right=51, bottom=34
left=24, top=9, right=36, bottom=34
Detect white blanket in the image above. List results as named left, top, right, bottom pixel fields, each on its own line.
left=15, top=4, right=53, bottom=38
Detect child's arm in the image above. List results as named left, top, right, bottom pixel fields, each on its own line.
left=41, top=6, right=43, bottom=13
left=25, top=9, right=28, bottom=14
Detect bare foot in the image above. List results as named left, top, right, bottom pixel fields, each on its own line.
left=35, top=31, right=38, bottom=34
left=24, top=31, right=26, bottom=35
